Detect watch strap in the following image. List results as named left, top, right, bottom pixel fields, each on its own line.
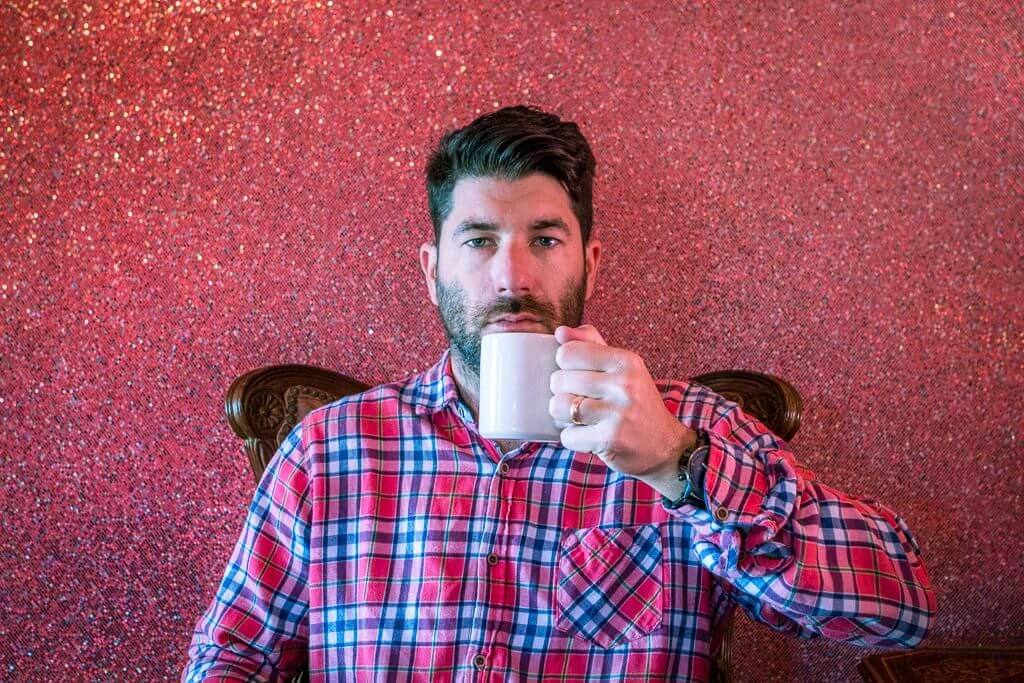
left=663, top=430, right=711, bottom=510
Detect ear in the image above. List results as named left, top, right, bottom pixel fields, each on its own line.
left=584, top=238, right=602, bottom=301
left=419, top=241, right=439, bottom=306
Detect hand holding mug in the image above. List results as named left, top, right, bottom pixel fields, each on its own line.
left=548, top=324, right=692, bottom=483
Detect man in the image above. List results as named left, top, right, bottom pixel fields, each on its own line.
left=183, top=105, right=935, bottom=681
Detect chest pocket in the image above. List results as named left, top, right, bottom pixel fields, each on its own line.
left=554, top=524, right=664, bottom=649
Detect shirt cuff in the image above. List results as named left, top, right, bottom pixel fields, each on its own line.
left=661, top=428, right=779, bottom=527
left=661, top=426, right=799, bottom=577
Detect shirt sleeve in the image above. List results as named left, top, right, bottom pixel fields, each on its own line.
left=663, top=384, right=936, bottom=648
left=182, top=421, right=311, bottom=682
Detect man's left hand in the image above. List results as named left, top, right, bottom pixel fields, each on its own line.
left=549, top=324, right=696, bottom=491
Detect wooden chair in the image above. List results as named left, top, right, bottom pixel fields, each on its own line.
left=224, top=362, right=804, bottom=683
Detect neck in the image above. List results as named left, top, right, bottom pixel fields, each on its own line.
left=449, top=350, right=481, bottom=423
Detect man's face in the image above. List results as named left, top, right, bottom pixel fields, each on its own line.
left=419, top=173, right=602, bottom=377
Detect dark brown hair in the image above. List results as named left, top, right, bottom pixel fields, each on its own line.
left=425, top=105, right=596, bottom=245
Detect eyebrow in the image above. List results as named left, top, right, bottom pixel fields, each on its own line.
left=452, top=217, right=571, bottom=238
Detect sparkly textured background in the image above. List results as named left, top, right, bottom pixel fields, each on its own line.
left=1, top=1, right=1022, bottom=680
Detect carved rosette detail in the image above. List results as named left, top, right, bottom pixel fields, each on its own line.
left=249, top=389, right=285, bottom=431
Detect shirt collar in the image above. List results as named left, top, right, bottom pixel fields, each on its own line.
left=410, top=346, right=468, bottom=417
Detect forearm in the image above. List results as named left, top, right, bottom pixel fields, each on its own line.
left=662, top=401, right=935, bottom=647
left=182, top=424, right=312, bottom=681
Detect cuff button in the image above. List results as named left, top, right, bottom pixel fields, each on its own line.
left=714, top=506, right=730, bottom=522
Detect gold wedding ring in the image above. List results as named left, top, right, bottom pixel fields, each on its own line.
left=570, top=394, right=586, bottom=426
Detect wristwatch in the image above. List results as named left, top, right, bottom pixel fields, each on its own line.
left=663, top=429, right=711, bottom=510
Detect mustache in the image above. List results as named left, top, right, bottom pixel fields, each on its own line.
left=481, top=298, right=554, bottom=323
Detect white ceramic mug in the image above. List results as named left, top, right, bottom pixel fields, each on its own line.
left=479, top=332, right=562, bottom=442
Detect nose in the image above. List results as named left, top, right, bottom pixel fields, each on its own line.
left=490, top=239, right=538, bottom=296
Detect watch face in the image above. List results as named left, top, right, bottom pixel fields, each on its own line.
left=688, top=445, right=710, bottom=481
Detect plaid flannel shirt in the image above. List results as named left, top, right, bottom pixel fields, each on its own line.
left=183, top=347, right=935, bottom=681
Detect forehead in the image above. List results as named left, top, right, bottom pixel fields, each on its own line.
left=442, top=173, right=578, bottom=239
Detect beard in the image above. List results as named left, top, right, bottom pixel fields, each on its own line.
left=434, top=264, right=588, bottom=382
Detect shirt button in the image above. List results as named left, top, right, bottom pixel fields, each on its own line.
left=473, top=654, right=487, bottom=670
left=714, top=506, right=730, bottom=522
left=486, top=552, right=499, bottom=566
left=499, top=462, right=510, bottom=475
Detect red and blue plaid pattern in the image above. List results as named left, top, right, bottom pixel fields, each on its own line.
left=183, top=347, right=935, bottom=681
left=555, top=525, right=664, bottom=650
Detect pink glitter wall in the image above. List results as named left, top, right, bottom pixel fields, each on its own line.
left=2, top=1, right=1021, bottom=680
